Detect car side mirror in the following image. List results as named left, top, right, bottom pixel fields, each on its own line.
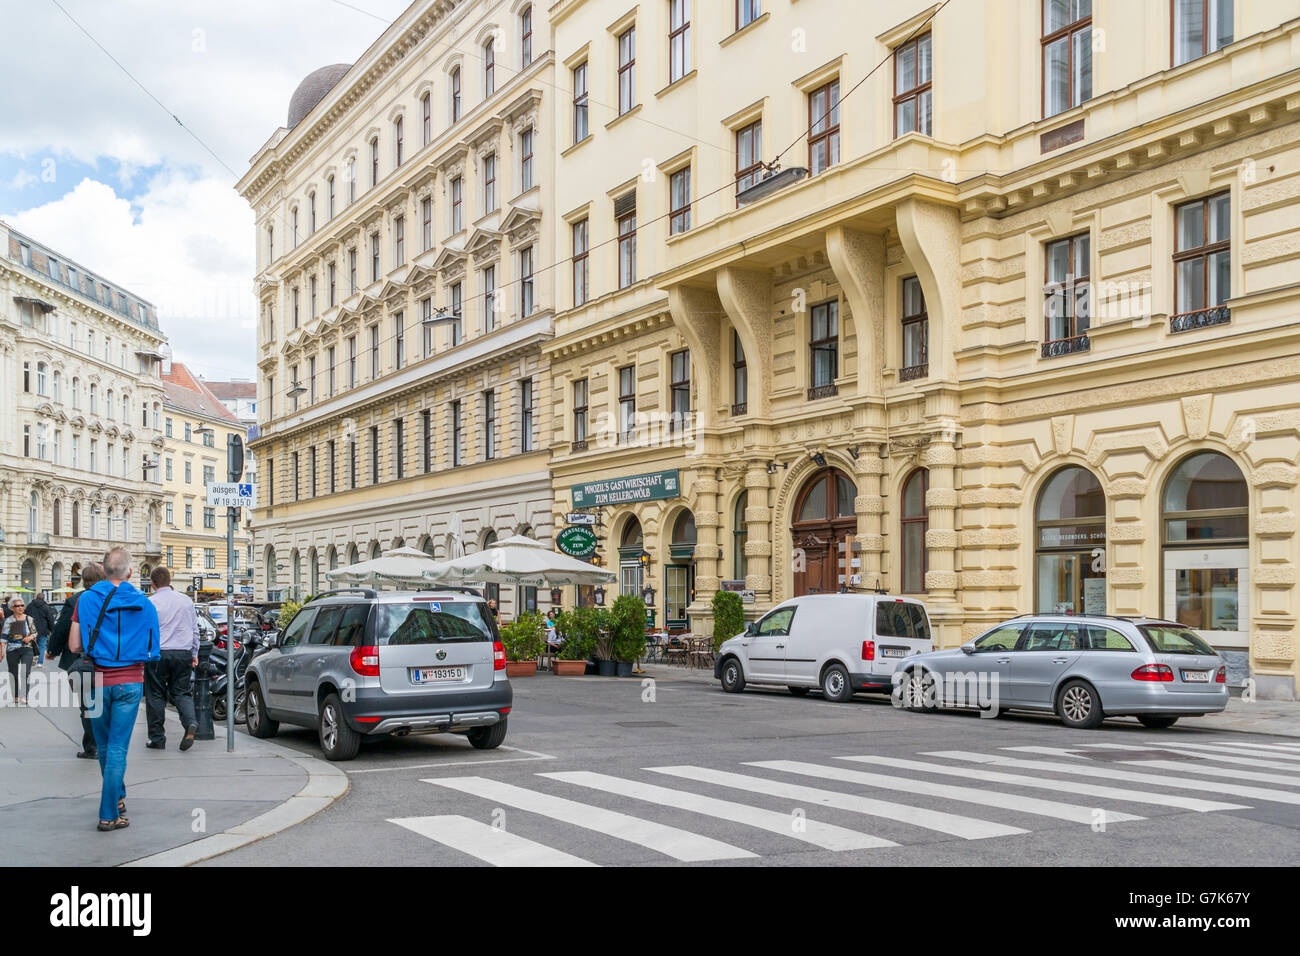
left=961, top=641, right=976, bottom=655
left=745, top=622, right=757, bottom=636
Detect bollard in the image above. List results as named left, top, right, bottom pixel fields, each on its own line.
left=194, top=639, right=215, bottom=741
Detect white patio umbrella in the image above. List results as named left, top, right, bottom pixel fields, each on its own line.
left=423, top=535, right=616, bottom=587
left=325, top=546, right=449, bottom=588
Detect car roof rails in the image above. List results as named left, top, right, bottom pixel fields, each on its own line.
left=309, top=588, right=377, bottom=600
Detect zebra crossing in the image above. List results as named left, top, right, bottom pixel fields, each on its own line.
left=387, top=737, right=1300, bottom=866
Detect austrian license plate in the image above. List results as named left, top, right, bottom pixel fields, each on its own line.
left=881, top=647, right=908, bottom=659
left=412, top=666, right=467, bottom=684
left=1181, top=669, right=1210, bottom=683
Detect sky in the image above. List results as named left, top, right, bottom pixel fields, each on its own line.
left=0, top=0, right=412, bottom=382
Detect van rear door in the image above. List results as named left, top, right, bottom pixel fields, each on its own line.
left=372, top=598, right=496, bottom=695
left=871, top=599, right=933, bottom=676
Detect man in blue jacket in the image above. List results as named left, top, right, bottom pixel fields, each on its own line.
left=69, top=547, right=160, bottom=832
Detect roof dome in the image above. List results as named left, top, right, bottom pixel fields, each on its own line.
left=287, top=63, right=352, bottom=129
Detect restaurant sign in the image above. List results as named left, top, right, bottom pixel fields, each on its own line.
left=556, top=526, right=598, bottom=558
left=571, top=470, right=681, bottom=508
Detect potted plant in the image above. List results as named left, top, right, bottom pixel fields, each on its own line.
left=553, top=608, right=598, bottom=676
left=711, top=590, right=745, bottom=651
left=499, top=612, right=545, bottom=677
left=609, top=594, right=648, bottom=677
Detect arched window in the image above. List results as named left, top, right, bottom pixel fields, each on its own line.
left=483, top=38, right=495, bottom=96
left=53, top=498, right=62, bottom=536
left=266, top=546, right=277, bottom=590
left=666, top=511, right=697, bottom=627
left=347, top=543, right=359, bottom=565
left=900, top=469, right=929, bottom=593
left=481, top=529, right=499, bottom=605
left=106, top=388, right=114, bottom=419
left=309, top=548, right=320, bottom=596
left=72, top=377, right=80, bottom=408
left=53, top=371, right=61, bottom=402
left=1034, top=466, right=1106, bottom=614
left=733, top=491, right=748, bottom=580
left=291, top=550, right=302, bottom=600
left=369, top=541, right=381, bottom=560
left=328, top=545, right=339, bottom=570
left=618, top=517, right=644, bottom=597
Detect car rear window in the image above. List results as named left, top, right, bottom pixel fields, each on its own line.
left=374, top=601, right=496, bottom=645
left=875, top=602, right=930, bottom=641
left=1139, top=625, right=1215, bottom=656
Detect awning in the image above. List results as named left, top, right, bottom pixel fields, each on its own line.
left=14, top=295, right=55, bottom=313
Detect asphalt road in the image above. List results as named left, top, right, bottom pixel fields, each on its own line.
left=203, top=671, right=1300, bottom=867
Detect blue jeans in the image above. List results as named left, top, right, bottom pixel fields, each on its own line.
left=90, top=682, right=143, bottom=823
left=35, top=635, right=48, bottom=663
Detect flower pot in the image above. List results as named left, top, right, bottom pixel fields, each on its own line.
left=615, top=661, right=634, bottom=677
left=596, top=658, right=617, bottom=677
left=553, top=659, right=587, bottom=676
left=505, top=660, right=538, bottom=677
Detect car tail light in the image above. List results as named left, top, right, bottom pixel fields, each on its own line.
left=493, top=641, right=506, bottom=670
left=1215, top=665, right=1227, bottom=684
left=1131, top=663, right=1174, bottom=682
left=350, top=645, right=380, bottom=676
left=861, top=640, right=875, bottom=661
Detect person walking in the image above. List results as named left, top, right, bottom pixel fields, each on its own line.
left=69, top=548, right=160, bottom=832
left=1, top=598, right=37, bottom=704
left=47, top=564, right=107, bottom=758
left=27, top=591, right=56, bottom=669
left=145, top=567, right=199, bottom=751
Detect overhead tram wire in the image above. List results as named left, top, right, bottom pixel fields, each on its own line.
left=262, top=0, right=957, bottom=410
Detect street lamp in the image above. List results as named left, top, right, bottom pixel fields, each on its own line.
left=421, top=308, right=460, bottom=329
left=285, top=382, right=306, bottom=399
left=593, top=585, right=606, bottom=607
left=736, top=163, right=809, bottom=205
left=641, top=584, right=656, bottom=607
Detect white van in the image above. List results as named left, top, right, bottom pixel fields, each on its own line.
left=713, top=594, right=933, bottom=702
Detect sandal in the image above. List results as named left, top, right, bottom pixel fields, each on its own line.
left=97, top=818, right=130, bottom=832
left=118, top=799, right=128, bottom=821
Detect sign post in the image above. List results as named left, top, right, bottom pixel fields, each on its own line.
left=205, top=436, right=247, bottom=753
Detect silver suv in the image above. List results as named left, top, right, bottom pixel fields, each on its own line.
left=244, top=588, right=512, bottom=760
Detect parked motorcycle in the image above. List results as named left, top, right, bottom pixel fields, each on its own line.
left=209, top=625, right=273, bottom=723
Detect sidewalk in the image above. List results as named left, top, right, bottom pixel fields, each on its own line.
left=638, top=663, right=1300, bottom=737
left=0, top=679, right=347, bottom=866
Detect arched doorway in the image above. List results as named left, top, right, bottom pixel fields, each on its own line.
left=791, top=468, right=857, bottom=596
left=50, top=562, right=64, bottom=592
left=1035, top=466, right=1106, bottom=614
left=265, top=546, right=278, bottom=597
left=665, top=511, right=697, bottom=629
left=481, top=529, right=500, bottom=608
left=1161, top=451, right=1249, bottom=648
left=618, top=517, right=644, bottom=597
left=21, top=559, right=37, bottom=592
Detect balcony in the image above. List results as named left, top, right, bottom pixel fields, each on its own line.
left=899, top=363, right=929, bottom=382
left=1041, top=334, right=1091, bottom=359
left=28, top=532, right=50, bottom=548
left=570, top=439, right=589, bottom=453
left=144, top=539, right=162, bottom=556
left=730, top=402, right=748, bottom=417
left=807, top=383, right=839, bottom=401
left=1170, top=305, right=1231, bottom=334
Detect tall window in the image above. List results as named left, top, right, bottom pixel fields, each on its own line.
left=370, top=426, right=380, bottom=483
left=732, top=491, right=749, bottom=579
left=348, top=335, right=358, bottom=387
left=670, top=167, right=691, bottom=234
left=422, top=197, right=433, bottom=249
left=370, top=137, right=379, bottom=187
left=293, top=287, right=300, bottom=328
left=349, top=438, right=357, bottom=488
left=808, top=81, right=840, bottom=174
left=309, top=356, right=317, bottom=403
left=450, top=176, right=463, bottom=232
left=422, top=409, right=433, bottom=472
left=347, top=157, right=356, bottom=203
left=483, top=152, right=497, bottom=213
left=1044, top=233, right=1091, bottom=354
left=572, top=379, right=589, bottom=447
left=901, top=469, right=929, bottom=593
left=310, top=275, right=318, bottom=316
left=394, top=312, right=405, bottom=369
left=483, top=265, right=497, bottom=332
left=483, top=390, right=496, bottom=459
left=617, top=198, right=637, bottom=288
left=901, top=276, right=929, bottom=380
left=483, top=38, right=495, bottom=96
left=451, top=400, right=463, bottom=466
left=737, top=0, right=761, bottom=29
left=1043, top=0, right=1092, bottom=117
left=394, top=117, right=404, bottom=168
left=422, top=297, right=434, bottom=356
left=669, top=350, right=691, bottom=433
left=520, top=378, right=534, bottom=452
left=893, top=33, right=932, bottom=136
left=520, top=247, right=535, bottom=316
left=450, top=282, right=463, bottom=346
left=308, top=192, right=316, bottom=233
left=370, top=325, right=380, bottom=379
left=328, top=346, right=336, bottom=395
left=618, top=365, right=636, bottom=442
left=349, top=249, right=357, bottom=294
left=618, top=27, right=636, bottom=115
left=450, top=66, right=462, bottom=122
left=572, top=62, right=589, bottom=142
left=669, top=0, right=691, bottom=83
left=572, top=219, right=589, bottom=305
left=1173, top=192, right=1231, bottom=326
left=328, top=175, right=335, bottom=219
left=370, top=232, right=380, bottom=281
left=732, top=329, right=748, bottom=415
left=810, top=301, right=839, bottom=397
left=1174, top=0, right=1233, bottom=66
left=328, top=262, right=337, bottom=306
left=521, top=6, right=533, bottom=66
left=394, top=215, right=405, bottom=265
left=291, top=208, right=298, bottom=247
left=421, top=93, right=431, bottom=144
left=735, top=120, right=763, bottom=202
left=394, top=419, right=405, bottom=479
left=519, top=128, right=534, bottom=190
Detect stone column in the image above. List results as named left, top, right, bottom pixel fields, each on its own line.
left=689, top=472, right=721, bottom=637
left=921, top=437, right=959, bottom=605
left=744, top=462, right=773, bottom=609
left=853, top=448, right=886, bottom=590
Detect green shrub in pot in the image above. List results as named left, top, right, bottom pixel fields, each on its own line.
left=499, top=611, right=545, bottom=662
left=608, top=594, right=648, bottom=663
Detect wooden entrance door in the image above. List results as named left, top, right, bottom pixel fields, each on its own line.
left=791, top=468, right=858, bottom=597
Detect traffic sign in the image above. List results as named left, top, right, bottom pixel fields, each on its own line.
left=207, top=482, right=256, bottom=508
left=565, top=512, right=598, bottom=526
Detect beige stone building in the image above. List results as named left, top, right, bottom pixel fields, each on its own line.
left=238, top=0, right=555, bottom=615
left=0, top=222, right=168, bottom=595
left=545, top=0, right=1300, bottom=698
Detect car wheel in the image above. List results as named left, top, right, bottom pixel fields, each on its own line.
left=245, top=682, right=278, bottom=739
left=1057, top=679, right=1104, bottom=729
left=719, top=657, right=746, bottom=694
left=820, top=663, right=853, bottom=703
left=318, top=693, right=361, bottom=761
left=904, top=668, right=938, bottom=712
left=468, top=718, right=508, bottom=750
left=233, top=688, right=248, bottom=725
left=788, top=686, right=809, bottom=697
left=1137, top=715, right=1180, bottom=729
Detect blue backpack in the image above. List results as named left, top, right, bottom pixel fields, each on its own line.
left=78, top=580, right=160, bottom=668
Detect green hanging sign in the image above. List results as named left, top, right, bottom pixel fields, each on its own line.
left=556, top=526, right=598, bottom=558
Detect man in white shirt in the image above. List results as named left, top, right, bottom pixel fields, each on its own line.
left=145, top=566, right=200, bottom=751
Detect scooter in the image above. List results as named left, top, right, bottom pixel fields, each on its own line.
left=209, top=626, right=272, bottom=723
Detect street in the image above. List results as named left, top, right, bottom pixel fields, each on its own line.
left=203, top=671, right=1300, bottom=868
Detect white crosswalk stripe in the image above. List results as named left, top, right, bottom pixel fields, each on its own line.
left=541, top=770, right=895, bottom=851
left=1105, top=741, right=1300, bottom=765
left=647, top=765, right=1032, bottom=838
left=1082, top=742, right=1300, bottom=773
left=1106, top=760, right=1300, bottom=787
left=921, top=750, right=1300, bottom=805
left=422, top=776, right=756, bottom=861
left=1201, top=740, right=1300, bottom=752
left=740, top=760, right=1144, bottom=825
left=839, top=755, right=1247, bottom=811
left=389, top=815, right=597, bottom=867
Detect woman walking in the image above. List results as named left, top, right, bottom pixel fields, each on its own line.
left=1, top=598, right=37, bottom=704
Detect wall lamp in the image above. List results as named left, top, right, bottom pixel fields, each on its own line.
left=810, top=451, right=828, bottom=468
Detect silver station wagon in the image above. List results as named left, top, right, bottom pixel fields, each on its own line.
left=894, top=615, right=1228, bottom=729
left=245, top=588, right=512, bottom=760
